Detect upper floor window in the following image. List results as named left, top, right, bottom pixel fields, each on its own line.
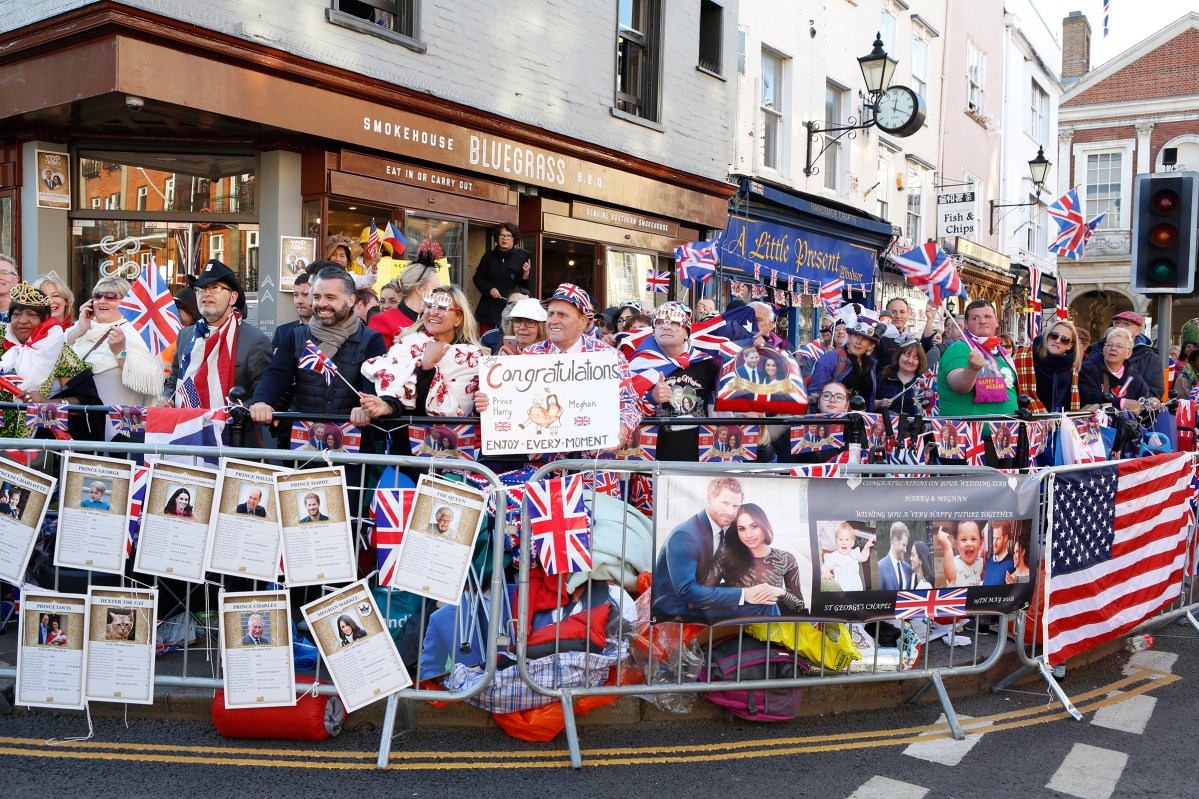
left=879, top=9, right=897, bottom=54
left=905, top=164, right=924, bottom=242
left=328, top=1, right=423, bottom=52
left=760, top=48, right=786, bottom=171
left=966, top=41, right=986, bottom=112
left=1029, top=80, right=1049, bottom=143
left=616, top=0, right=664, bottom=123
left=1086, top=151, right=1123, bottom=230
left=911, top=37, right=929, bottom=98
left=698, top=0, right=723, bottom=75
left=824, top=82, right=847, bottom=192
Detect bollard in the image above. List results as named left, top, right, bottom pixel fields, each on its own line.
left=227, top=386, right=249, bottom=448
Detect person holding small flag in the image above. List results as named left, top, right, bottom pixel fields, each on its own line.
left=164, top=259, right=271, bottom=410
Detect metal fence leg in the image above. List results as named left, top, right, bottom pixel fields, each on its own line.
left=991, top=663, right=1035, bottom=692
left=560, top=687, right=582, bottom=770
left=375, top=693, right=400, bottom=770
left=1185, top=608, right=1199, bottom=633
left=929, top=671, right=964, bottom=741
left=1036, top=661, right=1083, bottom=720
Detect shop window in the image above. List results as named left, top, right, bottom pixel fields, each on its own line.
left=605, top=249, right=661, bottom=312
left=407, top=214, right=466, bottom=289
left=324, top=201, right=396, bottom=275
left=328, top=0, right=424, bottom=52
left=0, top=192, right=12, bottom=257
left=615, top=0, right=663, bottom=123
left=698, top=0, right=723, bottom=75
left=76, top=150, right=255, bottom=216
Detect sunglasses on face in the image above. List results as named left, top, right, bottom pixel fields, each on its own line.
left=1047, top=331, right=1073, bottom=345
left=92, top=291, right=121, bottom=301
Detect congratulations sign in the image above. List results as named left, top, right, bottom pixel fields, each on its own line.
left=480, top=352, right=622, bottom=455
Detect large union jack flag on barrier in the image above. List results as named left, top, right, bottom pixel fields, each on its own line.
left=674, top=239, right=719, bottom=288
left=894, top=588, right=968, bottom=620
left=525, top=474, right=592, bottom=575
left=299, top=340, right=338, bottom=385
left=118, top=258, right=181, bottom=357
left=1047, top=188, right=1106, bottom=260
left=371, top=488, right=416, bottom=586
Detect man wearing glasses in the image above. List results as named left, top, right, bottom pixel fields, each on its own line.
left=164, top=259, right=271, bottom=410
left=0, top=254, right=19, bottom=322
left=637, top=302, right=719, bottom=461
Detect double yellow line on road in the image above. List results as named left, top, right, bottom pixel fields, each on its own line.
left=0, top=665, right=1177, bottom=770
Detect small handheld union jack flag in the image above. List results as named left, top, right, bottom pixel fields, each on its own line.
left=525, top=474, right=592, bottom=575
left=675, top=239, right=719, bottom=288
left=299, top=340, right=339, bottom=385
left=894, top=588, right=968, bottom=619
left=645, top=269, right=670, bottom=293
left=819, top=280, right=845, bottom=315
left=119, top=257, right=182, bottom=357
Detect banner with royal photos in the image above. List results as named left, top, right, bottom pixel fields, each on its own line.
left=205, top=458, right=286, bottom=582
left=650, top=471, right=1038, bottom=625
left=55, top=454, right=134, bottom=576
left=389, top=475, right=486, bottom=604
left=300, top=580, right=411, bottom=713
left=35, top=150, right=71, bottom=210
left=276, top=467, right=357, bottom=587
left=16, top=592, right=89, bottom=710
left=84, top=587, right=157, bottom=705
left=133, top=461, right=219, bottom=583
left=409, top=423, right=479, bottom=460
left=290, top=421, right=362, bottom=454
left=0, top=458, right=57, bottom=586
left=219, top=591, right=296, bottom=709
left=479, top=352, right=622, bottom=455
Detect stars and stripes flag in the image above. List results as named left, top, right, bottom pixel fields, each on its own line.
left=367, top=218, right=381, bottom=261
left=674, top=239, right=719, bottom=288
left=371, top=488, right=416, bottom=586
left=1027, top=264, right=1044, bottom=341
left=118, top=257, right=182, bottom=357
left=525, top=474, right=592, bottom=575
left=645, top=269, right=671, bottom=293
left=1044, top=453, right=1195, bottom=666
left=25, top=403, right=69, bottom=433
left=819, top=280, right=845, bottom=315
left=895, top=588, right=969, bottom=620
left=1056, top=275, right=1069, bottom=320
left=299, top=340, right=339, bottom=385
left=1047, top=188, right=1106, bottom=260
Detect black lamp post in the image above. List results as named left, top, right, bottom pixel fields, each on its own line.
left=990, top=146, right=1053, bottom=234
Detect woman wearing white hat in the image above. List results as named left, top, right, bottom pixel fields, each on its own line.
left=493, top=298, right=547, bottom=355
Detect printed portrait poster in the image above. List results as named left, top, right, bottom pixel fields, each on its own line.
left=290, top=420, right=362, bottom=455
left=133, top=461, right=219, bottom=583
left=84, top=587, right=158, bottom=705
left=390, top=474, right=486, bottom=605
left=275, top=467, right=356, bottom=587
left=16, top=592, right=88, bottom=710
left=280, top=236, right=316, bottom=293
left=698, top=424, right=759, bottom=462
left=650, top=472, right=812, bottom=626
left=219, top=590, right=296, bottom=709
left=205, top=458, right=285, bottom=582
left=300, top=579, right=411, bottom=713
left=479, top=351, right=622, bottom=455
left=35, top=150, right=70, bottom=210
left=409, top=423, right=480, bottom=461
left=55, top=454, right=134, bottom=576
left=0, top=458, right=56, bottom=586
left=805, top=474, right=1039, bottom=622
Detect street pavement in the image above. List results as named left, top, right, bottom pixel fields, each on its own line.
left=0, top=624, right=1196, bottom=799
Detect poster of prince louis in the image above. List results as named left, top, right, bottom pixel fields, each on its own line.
left=651, top=473, right=811, bottom=626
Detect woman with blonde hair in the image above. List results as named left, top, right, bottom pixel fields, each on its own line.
left=34, top=272, right=74, bottom=327
left=367, top=251, right=443, bottom=349
left=1031, top=319, right=1082, bottom=412
left=360, top=284, right=482, bottom=420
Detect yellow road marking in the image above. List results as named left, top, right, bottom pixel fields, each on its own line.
left=0, top=666, right=1176, bottom=770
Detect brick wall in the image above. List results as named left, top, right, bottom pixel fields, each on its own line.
left=1064, top=28, right=1199, bottom=107
left=1061, top=12, right=1091, bottom=82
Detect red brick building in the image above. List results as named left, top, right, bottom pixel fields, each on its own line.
left=1056, top=11, right=1199, bottom=343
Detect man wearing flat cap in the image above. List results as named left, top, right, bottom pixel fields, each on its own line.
left=164, top=259, right=271, bottom=408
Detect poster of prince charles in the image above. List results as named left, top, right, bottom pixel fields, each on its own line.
left=651, top=474, right=811, bottom=626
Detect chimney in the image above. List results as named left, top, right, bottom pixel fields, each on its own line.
left=1062, top=11, right=1091, bottom=85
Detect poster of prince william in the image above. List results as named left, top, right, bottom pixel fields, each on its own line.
left=651, top=472, right=1038, bottom=625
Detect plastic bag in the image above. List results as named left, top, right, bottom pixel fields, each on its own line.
left=744, top=621, right=861, bottom=672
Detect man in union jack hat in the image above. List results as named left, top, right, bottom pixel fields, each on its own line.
left=475, top=283, right=642, bottom=447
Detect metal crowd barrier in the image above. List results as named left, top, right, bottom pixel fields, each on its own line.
left=516, top=459, right=1018, bottom=769
left=0, top=437, right=507, bottom=770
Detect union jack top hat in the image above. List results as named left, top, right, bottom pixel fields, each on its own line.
left=542, top=283, right=594, bottom=317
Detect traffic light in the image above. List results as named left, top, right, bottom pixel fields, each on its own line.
left=1130, top=171, right=1199, bottom=293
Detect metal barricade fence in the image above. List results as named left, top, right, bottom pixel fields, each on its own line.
left=996, top=452, right=1199, bottom=719
left=516, top=459, right=1018, bottom=770
left=0, top=437, right=508, bottom=771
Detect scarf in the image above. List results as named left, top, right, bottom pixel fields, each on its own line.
left=0, top=320, right=65, bottom=391
left=307, top=312, right=360, bottom=359
left=175, top=312, right=239, bottom=409
left=1030, top=343, right=1079, bottom=412
left=960, top=330, right=1016, bottom=404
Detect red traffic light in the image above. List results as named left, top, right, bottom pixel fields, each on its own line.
left=1151, top=223, right=1179, bottom=248
left=1151, top=189, right=1180, bottom=214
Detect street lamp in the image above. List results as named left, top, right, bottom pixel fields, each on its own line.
left=804, top=33, right=924, bottom=176
left=990, top=146, right=1053, bottom=234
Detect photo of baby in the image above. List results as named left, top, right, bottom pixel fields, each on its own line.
left=820, top=521, right=876, bottom=592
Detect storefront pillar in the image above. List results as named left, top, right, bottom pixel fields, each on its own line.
left=20, top=141, right=70, bottom=282
left=256, top=149, right=303, bottom=333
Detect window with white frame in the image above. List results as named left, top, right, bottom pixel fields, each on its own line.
left=329, top=1, right=420, bottom=47
left=210, top=234, right=225, bottom=264
left=905, top=164, right=923, bottom=241
left=165, top=176, right=175, bottom=211
left=760, top=48, right=785, bottom=171
left=911, top=36, right=929, bottom=98
left=879, top=8, right=897, bottom=53
left=824, top=82, right=846, bottom=191
left=1085, top=151, right=1123, bottom=230
left=136, top=186, right=148, bottom=211
left=966, top=40, right=986, bottom=112
left=616, top=0, right=664, bottom=122
left=877, top=151, right=893, bottom=221
left=1027, top=191, right=1047, bottom=252
left=1029, top=80, right=1049, bottom=143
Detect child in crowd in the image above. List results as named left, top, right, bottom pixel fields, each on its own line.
left=822, top=522, right=875, bottom=591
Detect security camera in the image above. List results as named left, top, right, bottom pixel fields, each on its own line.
left=125, top=96, right=145, bottom=112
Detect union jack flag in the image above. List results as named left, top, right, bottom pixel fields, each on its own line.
left=891, top=242, right=967, bottom=304
left=108, top=405, right=147, bottom=435
left=894, top=588, right=968, bottom=619
left=371, top=488, right=416, bottom=586
left=646, top=269, right=671, bottom=293
left=526, top=474, right=592, bottom=575
left=753, top=264, right=762, bottom=281
left=25, top=403, right=69, bottom=433
left=790, top=464, right=842, bottom=478
left=495, top=422, right=512, bottom=432
left=583, top=470, right=624, bottom=500
left=675, top=239, right=719, bottom=288
left=1027, top=264, right=1043, bottom=341
left=497, top=466, right=537, bottom=532
left=575, top=416, right=591, bottom=426
left=819, top=280, right=845, bottom=315
left=119, top=257, right=182, bottom=357
left=127, top=464, right=150, bottom=555
left=797, top=340, right=825, bottom=363
left=629, top=473, right=653, bottom=517
left=1056, top=275, right=1069, bottom=320
left=1047, top=188, right=1106, bottom=260
left=964, top=422, right=987, bottom=465
left=298, top=340, right=338, bottom=385
left=750, top=283, right=768, bottom=300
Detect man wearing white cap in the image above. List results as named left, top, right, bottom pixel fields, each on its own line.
left=475, top=283, right=642, bottom=446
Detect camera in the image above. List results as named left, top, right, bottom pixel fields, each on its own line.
left=125, top=96, right=145, bottom=112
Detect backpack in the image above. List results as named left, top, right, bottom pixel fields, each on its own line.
left=698, top=634, right=809, bottom=721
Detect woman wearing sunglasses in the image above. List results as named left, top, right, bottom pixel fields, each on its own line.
left=1031, top=320, right=1082, bottom=412
left=67, top=276, right=165, bottom=430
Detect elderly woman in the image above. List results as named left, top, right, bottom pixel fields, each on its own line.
left=1079, top=327, right=1151, bottom=413
left=367, top=250, right=444, bottom=349
left=34, top=272, right=74, bottom=328
left=66, top=276, right=164, bottom=422
left=491, top=298, right=548, bottom=355
left=360, top=285, right=482, bottom=420
left=1031, top=319, right=1082, bottom=412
